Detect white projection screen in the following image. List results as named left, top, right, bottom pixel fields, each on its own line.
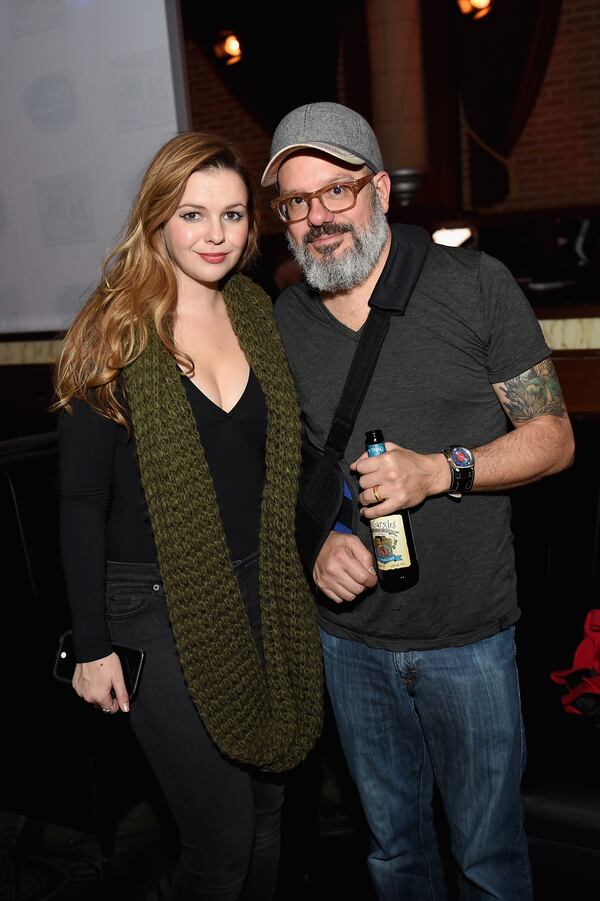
left=0, top=0, right=190, bottom=335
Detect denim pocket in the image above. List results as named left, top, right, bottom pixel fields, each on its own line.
left=107, top=582, right=161, bottom=620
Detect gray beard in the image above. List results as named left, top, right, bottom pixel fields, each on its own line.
left=285, top=190, right=390, bottom=294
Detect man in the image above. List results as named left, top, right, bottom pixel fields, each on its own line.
left=261, top=101, right=574, bottom=900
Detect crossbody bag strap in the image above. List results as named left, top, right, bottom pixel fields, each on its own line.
left=323, top=305, right=392, bottom=461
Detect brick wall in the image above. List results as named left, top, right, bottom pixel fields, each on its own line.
left=462, top=0, right=600, bottom=212
left=183, top=38, right=281, bottom=237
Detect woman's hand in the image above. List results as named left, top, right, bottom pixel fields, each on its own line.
left=73, top=652, right=130, bottom=714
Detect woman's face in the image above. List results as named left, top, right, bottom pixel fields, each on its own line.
left=163, top=167, right=249, bottom=289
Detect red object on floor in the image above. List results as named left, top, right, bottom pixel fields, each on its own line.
left=551, top=609, right=600, bottom=717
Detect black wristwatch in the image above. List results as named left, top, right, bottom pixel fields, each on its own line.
left=442, top=446, right=475, bottom=499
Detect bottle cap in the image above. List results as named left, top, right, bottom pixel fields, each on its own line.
left=365, top=429, right=384, bottom=445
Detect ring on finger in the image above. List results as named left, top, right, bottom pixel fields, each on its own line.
left=373, top=484, right=382, bottom=503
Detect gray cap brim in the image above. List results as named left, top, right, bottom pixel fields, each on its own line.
left=261, top=142, right=368, bottom=187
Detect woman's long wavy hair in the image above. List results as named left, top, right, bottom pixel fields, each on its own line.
left=52, top=132, right=260, bottom=426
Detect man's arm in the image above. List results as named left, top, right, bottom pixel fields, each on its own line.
left=354, top=357, right=575, bottom=516
left=475, top=357, right=575, bottom=489
left=315, top=357, right=574, bottom=601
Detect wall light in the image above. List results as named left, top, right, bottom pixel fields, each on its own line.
left=213, top=31, right=242, bottom=66
left=456, top=0, right=493, bottom=20
left=432, top=227, right=473, bottom=247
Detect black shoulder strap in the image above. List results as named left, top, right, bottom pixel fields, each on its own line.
left=322, top=305, right=391, bottom=461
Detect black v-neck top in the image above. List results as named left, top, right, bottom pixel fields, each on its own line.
left=58, top=369, right=267, bottom=660
left=182, top=369, right=267, bottom=557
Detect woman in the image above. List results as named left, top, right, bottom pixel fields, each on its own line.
left=53, top=132, right=323, bottom=899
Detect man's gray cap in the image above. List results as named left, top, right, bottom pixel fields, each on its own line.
left=261, top=101, right=384, bottom=187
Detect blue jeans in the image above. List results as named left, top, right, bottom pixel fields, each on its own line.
left=320, top=627, right=532, bottom=901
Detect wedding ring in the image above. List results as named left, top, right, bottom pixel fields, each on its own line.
left=373, top=484, right=382, bottom=503
left=101, top=705, right=112, bottom=713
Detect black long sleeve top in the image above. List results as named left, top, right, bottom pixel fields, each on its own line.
left=59, top=370, right=267, bottom=661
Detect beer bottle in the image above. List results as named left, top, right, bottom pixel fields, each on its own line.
left=365, top=429, right=419, bottom=591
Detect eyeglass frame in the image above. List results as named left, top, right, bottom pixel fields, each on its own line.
left=270, top=173, right=376, bottom=223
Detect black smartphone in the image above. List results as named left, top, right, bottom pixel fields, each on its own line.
left=53, top=630, right=145, bottom=700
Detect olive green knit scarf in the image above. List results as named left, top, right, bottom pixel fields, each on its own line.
left=124, top=274, right=323, bottom=772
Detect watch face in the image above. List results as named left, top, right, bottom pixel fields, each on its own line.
left=450, top=446, right=474, bottom=468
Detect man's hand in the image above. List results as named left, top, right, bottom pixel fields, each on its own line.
left=351, top=443, right=448, bottom=517
left=313, top=532, right=378, bottom=603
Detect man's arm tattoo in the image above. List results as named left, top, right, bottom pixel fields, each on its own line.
left=498, top=359, right=568, bottom=423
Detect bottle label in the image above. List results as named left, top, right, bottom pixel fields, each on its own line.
left=367, top=442, right=386, bottom=457
left=370, top=514, right=412, bottom=570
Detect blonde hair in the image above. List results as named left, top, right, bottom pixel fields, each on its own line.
left=52, top=131, right=260, bottom=426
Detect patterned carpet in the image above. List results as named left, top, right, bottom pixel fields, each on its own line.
left=0, top=803, right=174, bottom=901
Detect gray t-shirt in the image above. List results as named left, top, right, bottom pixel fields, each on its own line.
left=274, top=226, right=551, bottom=651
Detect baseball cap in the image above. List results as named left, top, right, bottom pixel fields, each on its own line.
left=261, top=101, right=384, bottom=187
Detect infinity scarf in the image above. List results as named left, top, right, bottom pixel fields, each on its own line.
left=124, top=274, right=323, bottom=772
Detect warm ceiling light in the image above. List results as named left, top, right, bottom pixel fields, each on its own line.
left=457, top=0, right=493, bottom=19
left=213, top=31, right=242, bottom=66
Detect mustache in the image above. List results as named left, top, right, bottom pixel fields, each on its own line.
left=303, top=223, right=353, bottom=246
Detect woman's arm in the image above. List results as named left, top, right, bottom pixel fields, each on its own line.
left=58, top=400, right=129, bottom=712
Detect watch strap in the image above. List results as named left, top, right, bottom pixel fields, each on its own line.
left=442, top=446, right=475, bottom=498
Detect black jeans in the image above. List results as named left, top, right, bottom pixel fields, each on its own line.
left=106, top=553, right=284, bottom=900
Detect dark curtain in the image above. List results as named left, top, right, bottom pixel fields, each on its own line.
left=416, top=0, right=463, bottom=220
left=457, top=0, right=562, bottom=207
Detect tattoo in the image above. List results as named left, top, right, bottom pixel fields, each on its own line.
left=499, top=359, right=567, bottom=423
